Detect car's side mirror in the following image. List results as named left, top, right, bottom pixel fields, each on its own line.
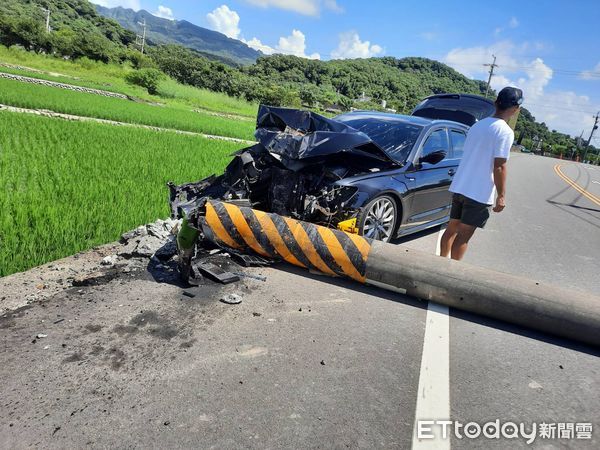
left=419, top=149, right=447, bottom=165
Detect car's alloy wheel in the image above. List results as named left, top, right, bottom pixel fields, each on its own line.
left=360, top=196, right=397, bottom=242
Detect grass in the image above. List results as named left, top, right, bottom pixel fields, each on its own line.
left=0, top=111, right=241, bottom=277
left=0, top=77, right=256, bottom=140
left=0, top=45, right=259, bottom=117
left=158, top=79, right=257, bottom=118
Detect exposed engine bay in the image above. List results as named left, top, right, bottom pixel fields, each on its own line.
left=168, top=105, right=397, bottom=228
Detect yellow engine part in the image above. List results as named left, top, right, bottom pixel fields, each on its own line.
left=337, top=218, right=359, bottom=235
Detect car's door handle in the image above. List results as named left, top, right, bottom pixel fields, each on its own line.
left=448, top=169, right=456, bottom=176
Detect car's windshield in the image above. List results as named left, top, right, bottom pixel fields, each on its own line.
left=335, top=115, right=423, bottom=164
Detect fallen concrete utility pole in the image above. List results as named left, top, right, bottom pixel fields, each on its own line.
left=197, top=200, right=600, bottom=347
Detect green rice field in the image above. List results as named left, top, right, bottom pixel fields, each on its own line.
left=0, top=45, right=258, bottom=118
left=0, top=77, right=256, bottom=140
left=0, top=111, right=241, bottom=276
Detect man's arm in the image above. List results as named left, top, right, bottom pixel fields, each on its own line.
left=493, top=158, right=507, bottom=212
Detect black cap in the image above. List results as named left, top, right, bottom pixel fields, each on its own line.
left=496, top=87, right=524, bottom=108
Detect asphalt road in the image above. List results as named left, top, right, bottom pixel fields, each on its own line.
left=1, top=153, right=599, bottom=449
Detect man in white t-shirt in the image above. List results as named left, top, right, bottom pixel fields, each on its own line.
left=440, top=86, right=523, bottom=260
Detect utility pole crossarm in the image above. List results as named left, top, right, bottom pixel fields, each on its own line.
left=484, top=55, right=498, bottom=98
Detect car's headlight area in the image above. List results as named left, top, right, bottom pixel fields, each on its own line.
left=302, top=185, right=359, bottom=224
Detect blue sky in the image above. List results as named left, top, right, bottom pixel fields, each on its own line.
left=94, top=0, right=600, bottom=141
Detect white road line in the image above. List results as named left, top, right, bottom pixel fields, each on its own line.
left=412, top=227, right=450, bottom=449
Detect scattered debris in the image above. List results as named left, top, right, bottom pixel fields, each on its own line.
left=196, top=263, right=240, bottom=284
left=72, top=269, right=120, bottom=287
left=229, top=253, right=273, bottom=267
left=36, top=333, right=47, bottom=339
left=53, top=318, right=65, bottom=324
left=119, top=218, right=180, bottom=260
left=320, top=360, right=326, bottom=365
left=101, top=255, right=119, bottom=266
left=220, top=293, right=243, bottom=305
left=232, top=272, right=267, bottom=282
left=252, top=312, right=262, bottom=317
left=182, top=291, right=196, bottom=298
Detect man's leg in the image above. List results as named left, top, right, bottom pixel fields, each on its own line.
left=450, top=222, right=477, bottom=261
left=440, top=219, right=461, bottom=258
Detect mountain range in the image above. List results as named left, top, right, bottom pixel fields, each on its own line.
left=95, top=5, right=261, bottom=66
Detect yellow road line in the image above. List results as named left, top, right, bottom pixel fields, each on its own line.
left=554, top=164, right=600, bottom=206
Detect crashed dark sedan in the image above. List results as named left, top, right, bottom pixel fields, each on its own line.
left=169, top=94, right=495, bottom=242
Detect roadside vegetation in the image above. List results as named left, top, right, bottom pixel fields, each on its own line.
left=0, top=77, right=256, bottom=140
left=0, top=111, right=241, bottom=276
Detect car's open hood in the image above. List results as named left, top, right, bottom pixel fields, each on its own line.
left=255, top=105, right=396, bottom=164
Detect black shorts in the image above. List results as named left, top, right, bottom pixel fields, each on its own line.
left=449, top=193, right=491, bottom=228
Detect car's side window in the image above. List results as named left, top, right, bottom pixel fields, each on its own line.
left=450, top=130, right=466, bottom=159
left=421, top=129, right=449, bottom=160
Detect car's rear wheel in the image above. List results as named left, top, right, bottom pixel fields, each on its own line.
left=357, top=195, right=397, bottom=242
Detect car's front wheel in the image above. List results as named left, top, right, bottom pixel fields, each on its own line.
left=357, top=195, right=397, bottom=242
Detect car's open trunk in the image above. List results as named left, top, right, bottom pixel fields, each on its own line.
left=411, top=94, right=495, bottom=126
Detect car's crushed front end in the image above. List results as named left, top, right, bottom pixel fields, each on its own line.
left=168, top=105, right=397, bottom=229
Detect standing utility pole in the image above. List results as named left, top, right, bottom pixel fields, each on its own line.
left=484, top=55, right=498, bottom=98
left=136, top=18, right=147, bottom=54
left=582, top=112, right=600, bottom=162
left=40, top=7, right=50, bottom=32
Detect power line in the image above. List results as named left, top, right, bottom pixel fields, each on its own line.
left=524, top=103, right=599, bottom=114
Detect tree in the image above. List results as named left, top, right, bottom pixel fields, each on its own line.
left=125, top=68, right=164, bottom=95
left=299, top=85, right=317, bottom=106
left=51, top=28, right=76, bottom=57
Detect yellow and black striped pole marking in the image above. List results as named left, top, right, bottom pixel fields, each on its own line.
left=202, top=200, right=372, bottom=283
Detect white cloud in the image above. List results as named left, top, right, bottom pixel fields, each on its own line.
left=323, top=0, right=344, bottom=13
left=206, top=5, right=240, bottom=39
left=580, top=62, right=600, bottom=81
left=153, top=5, right=174, bottom=20
left=245, top=37, right=276, bottom=55
left=245, top=0, right=342, bottom=16
left=91, top=0, right=140, bottom=10
left=206, top=5, right=320, bottom=59
left=244, top=30, right=320, bottom=59
left=331, top=31, right=383, bottom=59
left=444, top=41, right=599, bottom=137
left=277, top=29, right=320, bottom=59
